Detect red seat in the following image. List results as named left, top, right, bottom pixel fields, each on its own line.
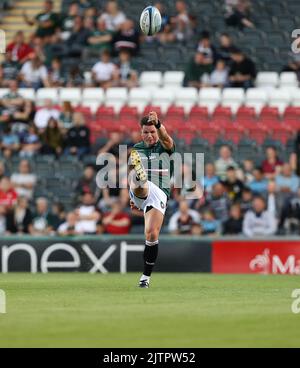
left=247, top=126, right=267, bottom=144
left=95, top=106, right=115, bottom=120
left=189, top=106, right=209, bottom=121
left=272, top=126, right=293, bottom=144
left=200, top=126, right=220, bottom=145
left=283, top=106, right=300, bottom=120
left=223, top=126, right=244, bottom=144
left=236, top=106, right=256, bottom=121
left=119, top=106, right=138, bottom=118
left=260, top=106, right=280, bottom=120
left=212, top=106, right=232, bottom=121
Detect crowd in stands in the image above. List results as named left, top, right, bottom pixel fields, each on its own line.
left=1, top=0, right=300, bottom=238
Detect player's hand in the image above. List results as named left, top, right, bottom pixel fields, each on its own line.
left=148, top=111, right=159, bottom=126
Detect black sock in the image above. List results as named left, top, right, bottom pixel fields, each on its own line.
left=143, top=240, right=159, bottom=277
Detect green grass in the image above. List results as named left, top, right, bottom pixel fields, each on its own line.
left=0, top=273, right=300, bottom=347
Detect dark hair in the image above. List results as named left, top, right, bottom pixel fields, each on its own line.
left=226, top=166, right=236, bottom=171
left=140, top=116, right=155, bottom=127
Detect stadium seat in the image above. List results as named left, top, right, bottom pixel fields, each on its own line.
left=221, top=88, right=245, bottom=114
left=189, top=106, right=209, bottom=122
left=260, top=106, right=280, bottom=121
left=152, top=89, right=175, bottom=114
left=105, top=88, right=128, bottom=113
left=245, top=88, right=268, bottom=114
left=198, top=88, right=222, bottom=114
left=36, top=88, right=59, bottom=105
left=279, top=72, right=299, bottom=88
left=268, top=89, right=291, bottom=114
left=212, top=106, right=232, bottom=122
left=59, top=88, right=82, bottom=105
left=128, top=88, right=151, bottom=113
left=18, top=88, right=35, bottom=100
left=139, top=71, right=163, bottom=89
left=95, top=106, right=115, bottom=120
left=236, top=106, right=256, bottom=121
left=255, top=72, right=279, bottom=89
left=175, top=88, right=198, bottom=114
left=163, top=71, right=185, bottom=89
left=82, top=88, right=105, bottom=112
left=290, top=89, right=300, bottom=106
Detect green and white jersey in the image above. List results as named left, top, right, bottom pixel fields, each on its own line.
left=133, top=140, right=176, bottom=199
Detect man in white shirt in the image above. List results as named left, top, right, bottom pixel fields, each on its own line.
left=99, top=0, right=126, bottom=31
left=11, top=159, right=37, bottom=199
left=34, top=99, right=60, bottom=130
left=243, top=196, right=277, bottom=237
left=91, top=49, right=119, bottom=88
left=168, top=199, right=201, bottom=235
left=75, top=193, right=101, bottom=234
left=57, top=212, right=85, bottom=235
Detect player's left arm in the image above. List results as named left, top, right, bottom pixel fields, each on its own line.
left=149, top=111, right=174, bottom=152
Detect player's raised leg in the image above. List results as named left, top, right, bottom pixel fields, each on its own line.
left=128, top=148, right=148, bottom=199
left=139, top=207, right=164, bottom=288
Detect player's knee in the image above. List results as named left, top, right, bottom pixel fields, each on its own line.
left=145, top=227, right=160, bottom=241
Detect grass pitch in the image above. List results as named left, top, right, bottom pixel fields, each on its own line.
left=0, top=273, right=300, bottom=347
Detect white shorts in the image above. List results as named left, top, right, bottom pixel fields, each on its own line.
left=129, top=181, right=168, bottom=215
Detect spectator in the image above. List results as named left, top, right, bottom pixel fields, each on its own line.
left=83, top=15, right=95, bottom=33
left=222, top=203, right=243, bottom=235
left=23, top=0, right=60, bottom=40
left=34, top=99, right=60, bottom=131
left=60, top=2, right=80, bottom=41
left=209, top=59, right=229, bottom=87
left=19, top=125, right=41, bottom=157
left=75, top=192, right=101, bottom=235
left=0, top=125, right=20, bottom=158
left=48, top=58, right=65, bottom=87
left=214, top=145, right=239, bottom=180
left=30, top=197, right=57, bottom=235
left=91, top=49, right=119, bottom=88
left=117, top=49, right=138, bottom=88
left=0, top=177, right=18, bottom=209
left=154, top=2, right=175, bottom=44
left=65, top=112, right=90, bottom=158
left=225, top=0, right=255, bottom=30
left=217, top=33, right=236, bottom=64
left=242, top=159, right=255, bottom=183
left=87, top=17, right=113, bottom=55
left=59, top=101, right=74, bottom=131
left=99, top=0, right=126, bottom=32
left=67, top=15, right=90, bottom=57
left=222, top=166, right=245, bottom=201
left=239, top=187, right=253, bottom=214
left=282, top=52, right=300, bottom=83
left=112, top=19, right=140, bottom=56
left=243, top=196, right=277, bottom=237
left=154, top=2, right=170, bottom=32
left=0, top=205, right=7, bottom=235
left=6, top=196, right=33, bottom=234
left=184, top=51, right=213, bottom=88
left=75, top=165, right=97, bottom=198
left=248, top=167, right=268, bottom=195
left=229, top=48, right=256, bottom=88
left=168, top=199, right=201, bottom=235
left=0, top=50, right=20, bottom=87
left=1, top=80, right=24, bottom=124
left=261, top=146, right=283, bottom=179
left=204, top=163, right=219, bottom=194
left=266, top=180, right=281, bottom=219
left=103, top=200, right=131, bottom=235
left=279, top=188, right=300, bottom=235
left=51, top=202, right=66, bottom=228
left=66, top=65, right=85, bottom=88
left=207, top=182, right=230, bottom=221
left=171, top=0, right=195, bottom=42
left=40, top=117, right=64, bottom=156
left=19, top=55, right=50, bottom=89
left=197, top=31, right=217, bottom=66
left=200, top=209, right=220, bottom=236
left=275, top=163, right=299, bottom=194
left=11, top=159, right=37, bottom=199
left=12, top=99, right=36, bottom=133
left=6, top=31, right=33, bottom=64
left=57, top=211, right=85, bottom=236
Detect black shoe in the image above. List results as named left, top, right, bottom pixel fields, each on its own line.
left=139, top=279, right=150, bottom=288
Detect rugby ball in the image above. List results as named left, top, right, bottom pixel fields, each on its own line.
left=140, top=6, right=162, bottom=36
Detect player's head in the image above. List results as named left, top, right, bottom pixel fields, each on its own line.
left=140, top=116, right=159, bottom=147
